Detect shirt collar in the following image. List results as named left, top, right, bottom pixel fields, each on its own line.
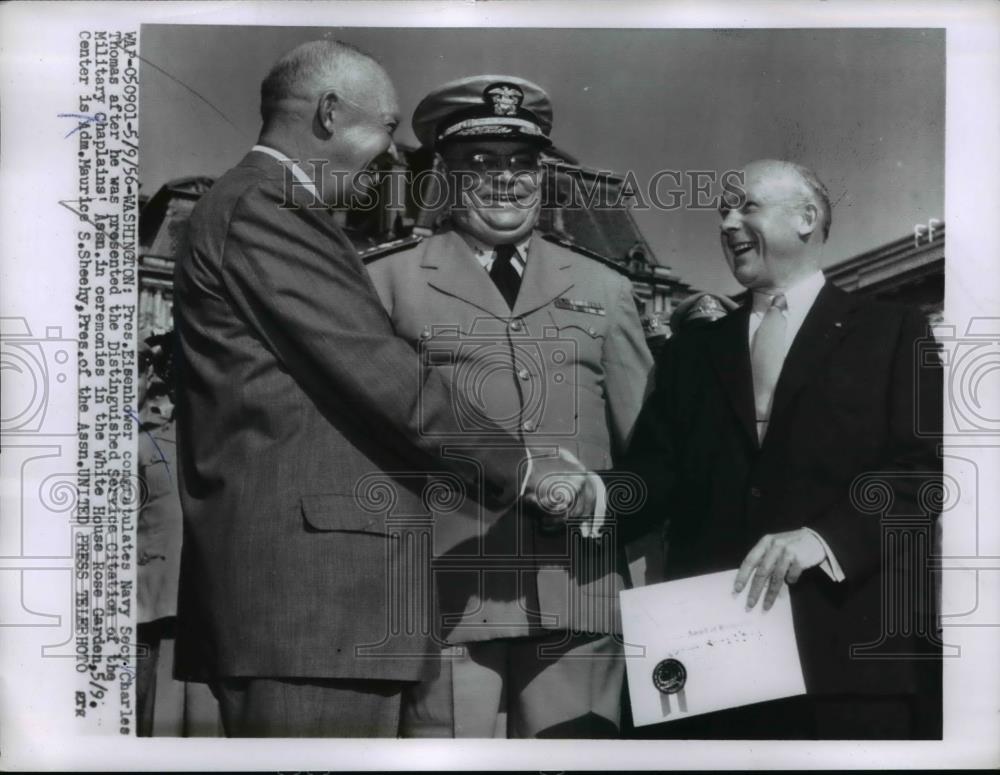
left=751, top=270, right=825, bottom=316
left=458, top=230, right=533, bottom=263
left=251, top=144, right=319, bottom=199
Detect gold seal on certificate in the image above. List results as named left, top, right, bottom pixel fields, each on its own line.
left=621, top=570, right=806, bottom=725
left=652, top=658, right=687, bottom=694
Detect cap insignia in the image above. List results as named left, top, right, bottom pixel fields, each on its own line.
left=484, top=83, right=524, bottom=116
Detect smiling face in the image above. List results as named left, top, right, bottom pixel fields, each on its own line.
left=719, top=161, right=820, bottom=291
left=441, top=139, right=543, bottom=246
left=334, top=66, right=400, bottom=170
left=316, top=61, right=401, bottom=205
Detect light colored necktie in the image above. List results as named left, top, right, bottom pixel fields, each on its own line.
left=751, top=293, right=788, bottom=441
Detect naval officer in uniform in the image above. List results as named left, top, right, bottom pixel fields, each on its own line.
left=366, top=75, right=654, bottom=738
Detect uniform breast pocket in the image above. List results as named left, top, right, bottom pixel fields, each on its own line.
left=418, top=321, right=513, bottom=373
left=419, top=326, right=465, bottom=374
left=547, top=308, right=607, bottom=341
left=539, top=309, right=607, bottom=402
left=420, top=321, right=524, bottom=434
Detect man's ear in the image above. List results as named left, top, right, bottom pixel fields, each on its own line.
left=797, top=201, right=819, bottom=241
left=317, top=90, right=339, bottom=135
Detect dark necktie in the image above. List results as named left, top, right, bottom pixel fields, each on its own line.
left=489, top=244, right=521, bottom=309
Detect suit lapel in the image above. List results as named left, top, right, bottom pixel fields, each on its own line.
left=768, top=283, right=857, bottom=425
left=423, top=231, right=510, bottom=320
left=511, top=236, right=575, bottom=318
left=708, top=306, right=757, bottom=445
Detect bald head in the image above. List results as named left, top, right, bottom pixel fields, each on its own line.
left=742, top=159, right=832, bottom=242
left=720, top=159, right=832, bottom=291
left=256, top=40, right=400, bottom=208
left=260, top=40, right=390, bottom=126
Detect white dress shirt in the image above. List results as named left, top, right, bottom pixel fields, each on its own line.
left=251, top=144, right=320, bottom=200
left=458, top=231, right=532, bottom=276
left=747, top=270, right=845, bottom=582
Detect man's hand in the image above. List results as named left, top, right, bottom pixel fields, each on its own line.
left=734, top=529, right=826, bottom=611
left=522, top=448, right=597, bottom=534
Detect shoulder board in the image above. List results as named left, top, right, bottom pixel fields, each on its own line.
left=538, top=232, right=627, bottom=273
left=359, top=234, right=423, bottom=264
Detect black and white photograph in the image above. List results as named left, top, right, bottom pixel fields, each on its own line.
left=138, top=22, right=946, bottom=740
left=0, top=0, right=998, bottom=770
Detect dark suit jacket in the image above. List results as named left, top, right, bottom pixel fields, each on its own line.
left=173, top=151, right=526, bottom=683
left=620, top=283, right=942, bottom=697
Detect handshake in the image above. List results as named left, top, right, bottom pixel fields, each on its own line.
left=520, top=448, right=605, bottom=538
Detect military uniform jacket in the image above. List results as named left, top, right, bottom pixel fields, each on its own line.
left=367, top=228, right=654, bottom=642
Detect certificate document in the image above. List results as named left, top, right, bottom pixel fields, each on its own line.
left=620, top=569, right=807, bottom=727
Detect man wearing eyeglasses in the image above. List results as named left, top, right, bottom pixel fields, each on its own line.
left=366, top=75, right=654, bottom=737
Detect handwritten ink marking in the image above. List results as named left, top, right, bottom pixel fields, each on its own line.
left=58, top=112, right=106, bottom=138
left=125, top=407, right=170, bottom=475
left=110, top=38, right=240, bottom=134
left=59, top=200, right=132, bottom=255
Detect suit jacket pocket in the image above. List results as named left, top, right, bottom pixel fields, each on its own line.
left=301, top=494, right=388, bottom=535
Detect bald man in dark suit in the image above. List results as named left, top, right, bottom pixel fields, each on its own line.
left=620, top=160, right=942, bottom=739
left=173, top=41, right=588, bottom=738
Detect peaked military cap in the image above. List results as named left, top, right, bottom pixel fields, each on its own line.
left=412, top=75, right=553, bottom=150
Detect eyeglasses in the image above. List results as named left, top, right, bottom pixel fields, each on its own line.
left=446, top=152, right=541, bottom=175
